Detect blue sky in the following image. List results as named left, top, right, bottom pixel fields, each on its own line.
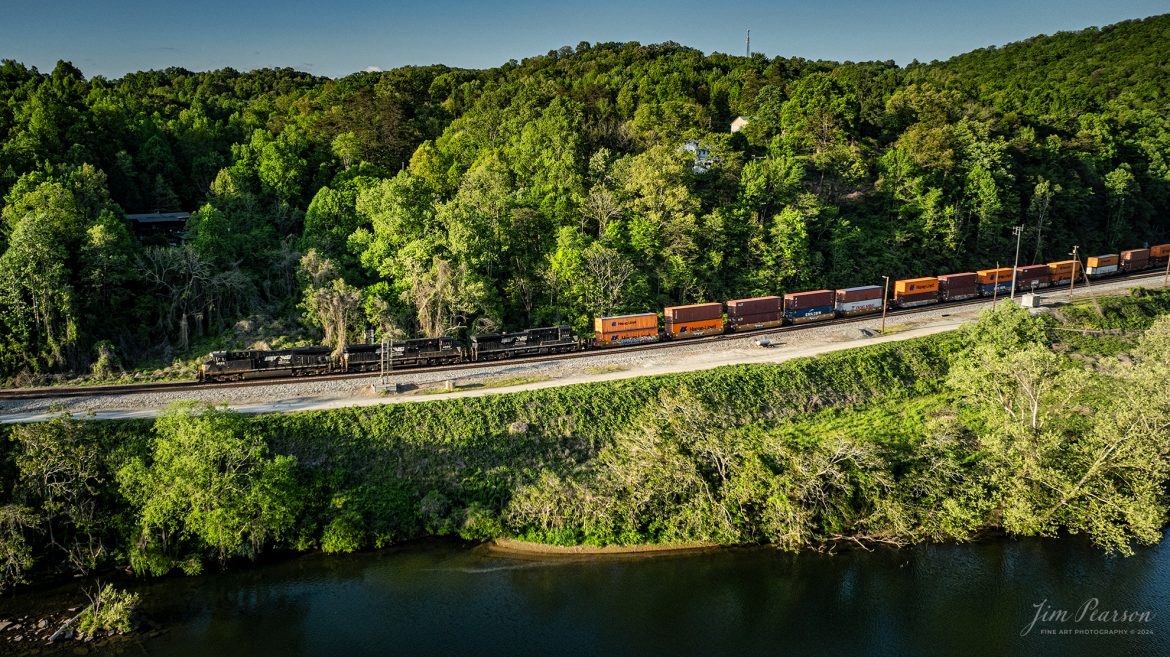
left=1, top=0, right=1165, bottom=78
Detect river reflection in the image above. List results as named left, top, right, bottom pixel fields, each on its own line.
left=15, top=533, right=1169, bottom=657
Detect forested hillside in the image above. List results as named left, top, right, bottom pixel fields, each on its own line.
left=0, top=14, right=1167, bottom=379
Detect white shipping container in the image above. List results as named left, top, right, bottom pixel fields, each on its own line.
left=835, top=299, right=883, bottom=316
left=1086, top=264, right=1118, bottom=276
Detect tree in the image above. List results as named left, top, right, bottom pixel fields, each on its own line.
left=331, top=131, right=362, bottom=169
left=403, top=256, right=492, bottom=337
left=299, top=249, right=362, bottom=358
left=581, top=242, right=634, bottom=318
left=780, top=73, right=857, bottom=154
left=0, top=505, right=38, bottom=591
left=0, top=190, right=80, bottom=371
left=10, top=414, right=109, bottom=574
left=117, top=405, right=300, bottom=574
left=1028, top=179, right=1058, bottom=263
left=1103, top=165, right=1137, bottom=248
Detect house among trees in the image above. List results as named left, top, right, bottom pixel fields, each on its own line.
left=681, top=140, right=714, bottom=173
left=730, top=116, right=750, bottom=133
left=126, top=211, right=190, bottom=244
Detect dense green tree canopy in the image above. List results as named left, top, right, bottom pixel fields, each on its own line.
left=0, top=15, right=1167, bottom=378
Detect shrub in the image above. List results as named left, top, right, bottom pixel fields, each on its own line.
left=78, top=584, right=139, bottom=635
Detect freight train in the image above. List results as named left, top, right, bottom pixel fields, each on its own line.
left=198, top=244, right=1170, bottom=382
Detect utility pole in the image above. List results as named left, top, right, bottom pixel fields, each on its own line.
left=992, top=261, right=1000, bottom=309
left=1009, top=225, right=1023, bottom=300
left=746, top=29, right=751, bottom=57
left=1069, top=246, right=1078, bottom=297
left=1164, top=252, right=1169, bottom=288
left=379, top=334, right=393, bottom=385
left=880, top=275, right=890, bottom=334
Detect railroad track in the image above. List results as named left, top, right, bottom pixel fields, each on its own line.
left=0, top=270, right=1164, bottom=401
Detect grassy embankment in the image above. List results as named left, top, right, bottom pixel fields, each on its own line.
left=2, top=289, right=1168, bottom=588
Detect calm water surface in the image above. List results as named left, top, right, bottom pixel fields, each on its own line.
left=12, top=534, right=1170, bottom=657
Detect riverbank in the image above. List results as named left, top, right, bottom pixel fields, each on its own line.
left=488, top=538, right=718, bottom=557
left=0, top=291, right=1167, bottom=593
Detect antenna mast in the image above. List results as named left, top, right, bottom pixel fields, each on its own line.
left=746, top=29, right=751, bottom=57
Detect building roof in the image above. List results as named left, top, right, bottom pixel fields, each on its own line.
left=125, top=212, right=191, bottom=224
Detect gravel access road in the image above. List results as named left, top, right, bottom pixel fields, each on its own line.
left=2, top=274, right=1165, bottom=424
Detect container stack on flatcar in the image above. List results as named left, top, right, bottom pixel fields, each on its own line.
left=726, top=296, right=782, bottom=331
left=938, top=273, right=978, bottom=301
left=892, top=277, right=939, bottom=308
left=664, top=303, right=724, bottom=339
left=783, top=290, right=835, bottom=324
left=976, top=268, right=1013, bottom=296
left=471, top=326, right=581, bottom=360
left=1151, top=244, right=1170, bottom=266
left=834, top=286, right=884, bottom=317
left=594, top=313, right=659, bottom=347
left=1119, top=248, right=1150, bottom=273
left=1085, top=254, right=1119, bottom=278
left=1014, top=264, right=1051, bottom=292
left=1047, top=260, right=1080, bottom=286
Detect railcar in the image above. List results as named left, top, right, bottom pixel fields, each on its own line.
left=835, top=286, right=884, bottom=317
left=726, top=296, right=782, bottom=331
left=664, top=303, right=724, bottom=338
left=1085, top=254, right=1119, bottom=278
left=199, top=346, right=332, bottom=382
left=593, top=313, right=659, bottom=347
left=341, top=337, right=465, bottom=372
left=470, top=326, right=582, bottom=361
left=938, top=273, right=978, bottom=302
left=892, top=277, right=939, bottom=308
left=1014, top=265, right=1051, bottom=292
left=784, top=290, right=836, bottom=324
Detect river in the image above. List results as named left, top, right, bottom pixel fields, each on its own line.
left=5, top=533, right=1167, bottom=656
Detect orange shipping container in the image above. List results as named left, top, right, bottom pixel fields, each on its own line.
left=667, top=318, right=724, bottom=338
left=595, top=313, right=658, bottom=333
left=893, top=277, right=939, bottom=295
left=976, top=268, right=1014, bottom=285
left=1086, top=255, right=1119, bottom=268
left=1047, top=260, right=1080, bottom=277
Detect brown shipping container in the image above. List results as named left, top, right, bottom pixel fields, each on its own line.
left=938, top=272, right=977, bottom=286
left=664, top=302, right=722, bottom=323
left=1017, top=264, right=1048, bottom=275
left=835, top=285, right=883, bottom=303
left=595, top=313, right=657, bottom=334
left=784, top=290, right=834, bottom=309
left=976, top=268, right=1014, bottom=285
left=1151, top=244, right=1170, bottom=259
left=938, top=273, right=978, bottom=299
left=1086, top=255, right=1119, bottom=268
left=727, top=296, right=781, bottom=316
left=1015, top=265, right=1050, bottom=289
left=731, top=310, right=782, bottom=323
left=894, top=277, right=939, bottom=295
left=895, top=291, right=939, bottom=304
left=1016, top=264, right=1050, bottom=281
left=1121, top=248, right=1150, bottom=270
